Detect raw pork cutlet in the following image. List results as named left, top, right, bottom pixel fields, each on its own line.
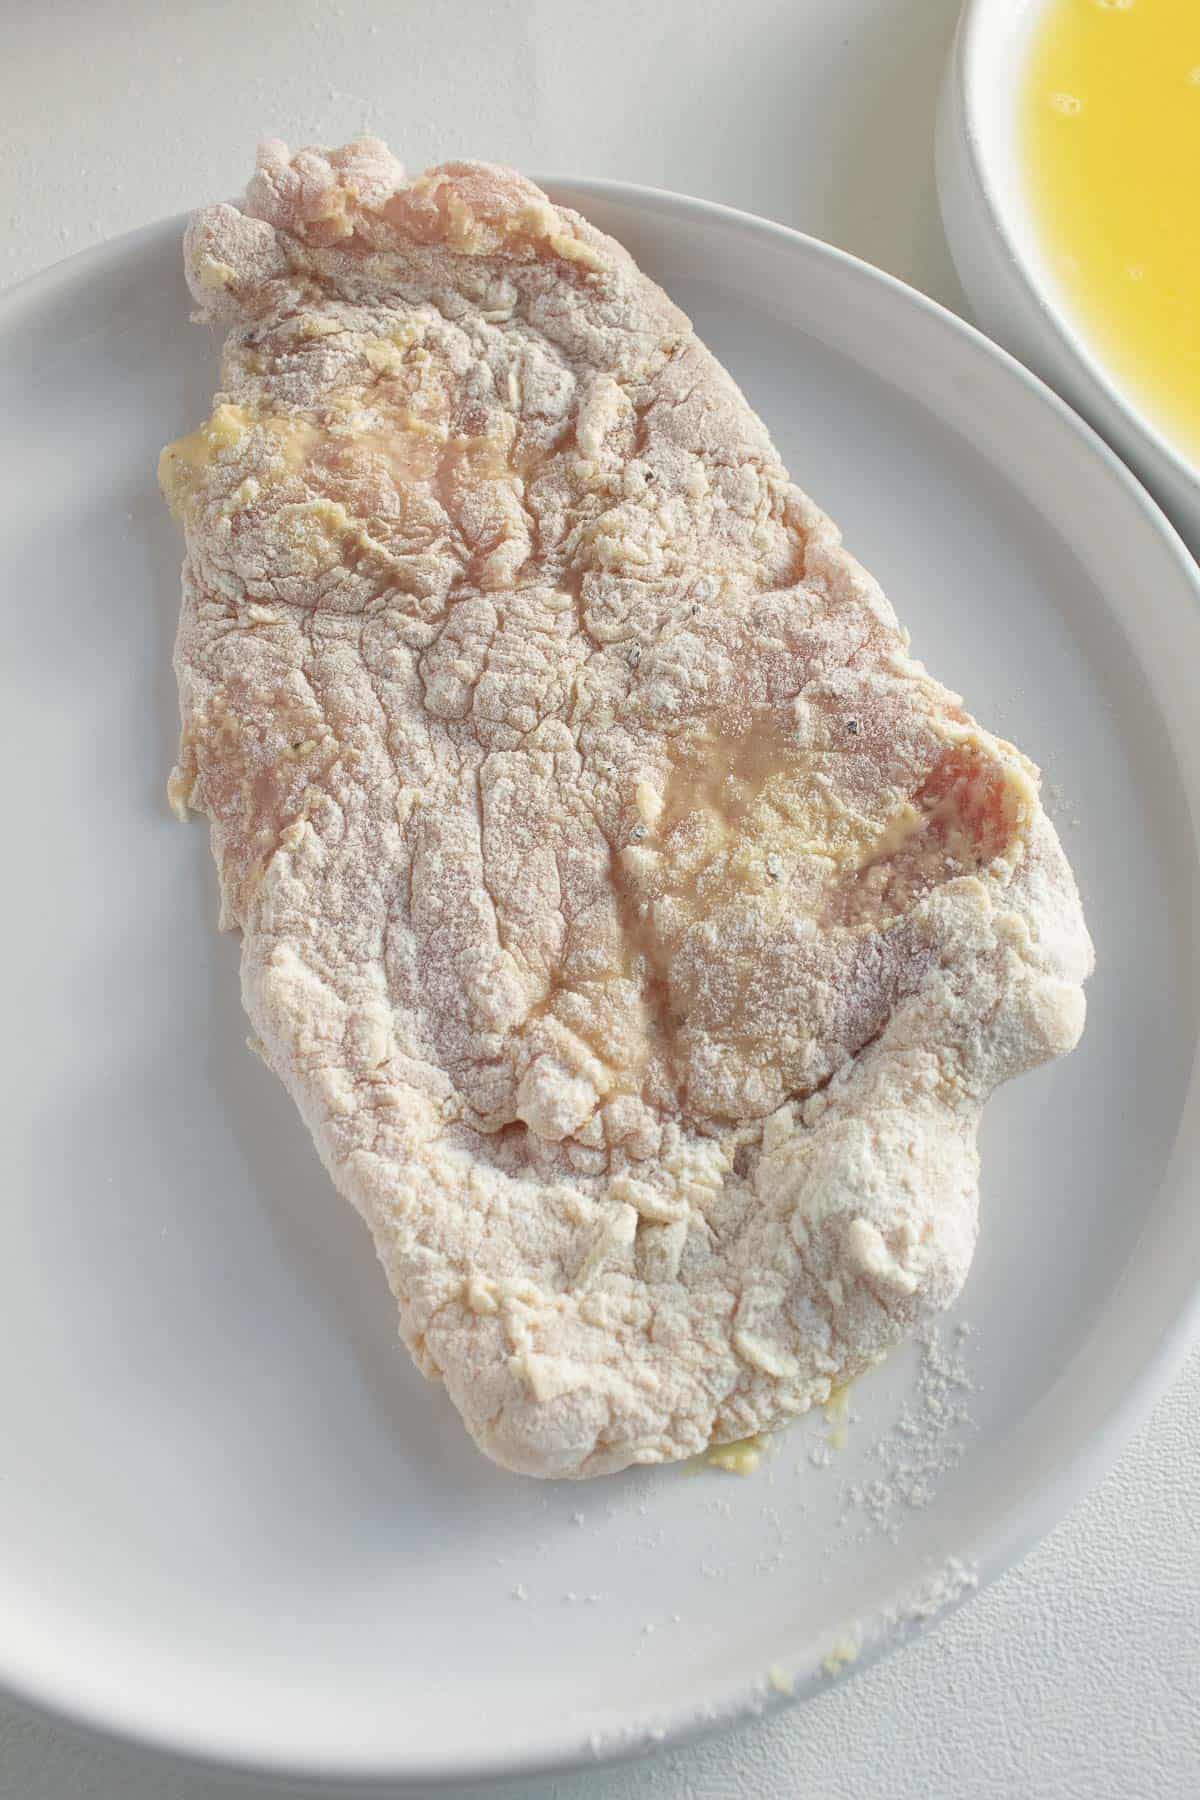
left=160, top=139, right=1092, bottom=1478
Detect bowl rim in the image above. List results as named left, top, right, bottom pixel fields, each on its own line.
left=955, top=0, right=1200, bottom=497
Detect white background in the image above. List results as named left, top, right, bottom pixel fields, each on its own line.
left=2, top=1, right=1198, bottom=1794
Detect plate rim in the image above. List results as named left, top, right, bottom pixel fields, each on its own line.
left=3, top=177, right=1200, bottom=1788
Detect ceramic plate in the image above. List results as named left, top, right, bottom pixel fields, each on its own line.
left=3, top=182, right=1199, bottom=1787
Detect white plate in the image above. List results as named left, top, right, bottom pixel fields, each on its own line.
left=3, top=183, right=1200, bottom=1788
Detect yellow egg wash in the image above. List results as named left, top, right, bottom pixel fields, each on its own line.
left=1021, top=0, right=1200, bottom=464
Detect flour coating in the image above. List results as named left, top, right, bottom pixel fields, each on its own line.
left=162, top=139, right=1092, bottom=1477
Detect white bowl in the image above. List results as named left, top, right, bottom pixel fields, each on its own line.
left=936, top=0, right=1200, bottom=551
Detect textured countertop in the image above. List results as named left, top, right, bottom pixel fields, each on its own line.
left=3, top=2, right=1197, bottom=1794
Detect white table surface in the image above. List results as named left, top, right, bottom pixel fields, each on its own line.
left=3, top=2, right=1198, bottom=1794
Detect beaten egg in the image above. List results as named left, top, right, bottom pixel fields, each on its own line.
left=1021, top=0, right=1200, bottom=465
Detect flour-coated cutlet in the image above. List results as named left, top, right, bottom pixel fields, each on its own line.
left=161, top=139, right=1092, bottom=1477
